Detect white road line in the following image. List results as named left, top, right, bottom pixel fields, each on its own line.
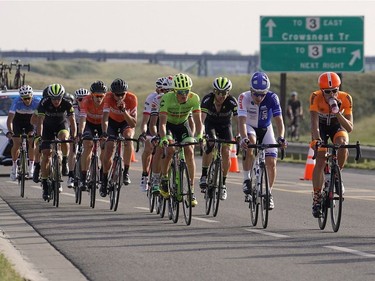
left=135, top=207, right=149, bottom=211
left=244, top=228, right=291, bottom=238
left=324, top=246, right=375, bottom=258
left=192, top=217, right=220, bottom=223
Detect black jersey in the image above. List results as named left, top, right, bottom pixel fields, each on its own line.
left=201, top=92, right=238, bottom=126
left=37, top=98, right=74, bottom=126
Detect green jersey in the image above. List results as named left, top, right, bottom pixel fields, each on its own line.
left=159, top=91, right=201, bottom=125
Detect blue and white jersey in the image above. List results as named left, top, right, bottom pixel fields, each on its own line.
left=9, top=96, right=41, bottom=115
left=237, top=91, right=282, bottom=128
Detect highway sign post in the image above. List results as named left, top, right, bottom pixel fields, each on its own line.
left=260, top=16, right=364, bottom=72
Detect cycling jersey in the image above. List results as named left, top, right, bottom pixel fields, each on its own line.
left=237, top=91, right=282, bottom=128
left=309, top=90, right=352, bottom=126
left=201, top=92, right=238, bottom=126
left=37, top=98, right=74, bottom=127
left=159, top=91, right=200, bottom=125
left=9, top=96, right=40, bottom=121
left=80, top=95, right=104, bottom=125
left=103, top=91, right=137, bottom=123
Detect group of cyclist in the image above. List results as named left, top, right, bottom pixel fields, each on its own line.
left=6, top=70, right=353, bottom=218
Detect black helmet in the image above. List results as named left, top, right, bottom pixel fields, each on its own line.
left=90, top=80, right=107, bottom=93
left=63, top=92, right=75, bottom=104
left=42, top=86, right=49, bottom=98
left=110, top=78, right=128, bottom=94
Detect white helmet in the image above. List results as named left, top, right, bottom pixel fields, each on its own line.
left=19, top=85, right=33, bottom=98
left=162, top=76, right=173, bottom=90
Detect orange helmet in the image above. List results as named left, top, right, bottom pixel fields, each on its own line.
left=318, top=72, right=341, bottom=89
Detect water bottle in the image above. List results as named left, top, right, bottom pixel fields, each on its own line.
left=328, top=98, right=339, bottom=114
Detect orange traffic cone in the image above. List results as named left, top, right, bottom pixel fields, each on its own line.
left=229, top=144, right=240, bottom=173
left=131, top=150, right=138, bottom=162
left=300, top=147, right=315, bottom=180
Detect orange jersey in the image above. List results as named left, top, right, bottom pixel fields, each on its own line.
left=103, top=91, right=137, bottom=123
left=80, top=95, right=105, bottom=125
left=310, top=90, right=352, bottom=125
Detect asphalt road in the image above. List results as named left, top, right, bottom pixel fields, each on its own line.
left=0, top=156, right=374, bottom=281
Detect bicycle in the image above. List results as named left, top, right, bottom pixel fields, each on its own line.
left=85, top=130, right=102, bottom=209
left=10, top=60, right=30, bottom=89
left=17, top=128, right=29, bottom=198
left=106, top=130, right=139, bottom=211
left=245, top=142, right=284, bottom=229
left=42, top=138, right=73, bottom=207
left=0, top=62, right=11, bottom=90
left=204, top=136, right=239, bottom=217
left=163, top=140, right=200, bottom=225
left=313, top=141, right=361, bottom=232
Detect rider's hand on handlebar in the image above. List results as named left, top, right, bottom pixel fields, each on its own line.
left=138, top=132, right=147, bottom=142
left=240, top=137, right=249, bottom=150
left=310, top=139, right=322, bottom=149
left=159, top=136, right=168, bottom=147
left=277, top=136, right=288, bottom=148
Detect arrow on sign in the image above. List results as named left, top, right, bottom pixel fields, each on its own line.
left=265, top=19, right=276, bottom=38
left=349, top=49, right=361, bottom=66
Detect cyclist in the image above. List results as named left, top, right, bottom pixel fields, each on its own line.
left=138, top=77, right=169, bottom=192
left=66, top=88, right=90, bottom=188
left=287, top=91, right=303, bottom=141
left=147, top=76, right=174, bottom=194
left=238, top=71, right=286, bottom=210
left=158, top=73, right=203, bottom=207
left=77, top=81, right=107, bottom=190
left=199, top=77, right=238, bottom=200
left=309, top=72, right=353, bottom=218
left=100, top=78, right=137, bottom=197
left=6, top=85, right=41, bottom=180
left=35, top=84, right=76, bottom=200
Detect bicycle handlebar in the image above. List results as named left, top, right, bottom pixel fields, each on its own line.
left=162, top=141, right=200, bottom=159
left=244, top=143, right=285, bottom=160
left=313, top=141, right=361, bottom=161
left=204, top=137, right=240, bottom=156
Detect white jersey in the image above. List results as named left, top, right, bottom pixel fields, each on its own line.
left=143, top=92, right=158, bottom=115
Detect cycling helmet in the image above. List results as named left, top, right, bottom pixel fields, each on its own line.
left=90, top=80, right=107, bottom=93
left=173, top=73, right=193, bottom=90
left=155, top=77, right=165, bottom=89
left=19, top=85, right=33, bottom=97
left=250, top=71, right=270, bottom=92
left=162, top=76, right=173, bottom=90
left=291, top=91, right=298, bottom=97
left=74, top=88, right=90, bottom=98
left=318, top=72, right=341, bottom=89
left=48, top=83, right=65, bottom=99
left=213, top=77, right=232, bottom=91
left=63, top=92, right=75, bottom=104
left=110, top=78, right=128, bottom=94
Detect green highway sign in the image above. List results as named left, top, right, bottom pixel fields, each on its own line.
left=260, top=16, right=364, bottom=72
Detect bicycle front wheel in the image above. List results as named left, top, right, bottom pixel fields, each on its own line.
left=169, top=161, right=179, bottom=223
left=113, top=160, right=123, bottom=212
left=318, top=191, right=328, bottom=230
left=73, top=157, right=82, bottom=205
left=52, top=156, right=60, bottom=208
left=330, top=166, right=343, bottom=232
left=205, top=161, right=214, bottom=215
left=260, top=166, right=269, bottom=229
left=180, top=161, right=192, bottom=226
left=89, top=157, right=99, bottom=209
left=19, top=151, right=27, bottom=198
left=249, top=167, right=259, bottom=226
left=212, top=159, right=222, bottom=217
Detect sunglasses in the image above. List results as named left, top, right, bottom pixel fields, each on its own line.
left=322, top=88, right=339, bottom=95
left=51, top=97, right=62, bottom=101
left=251, top=89, right=267, bottom=97
left=214, top=89, right=229, bottom=96
left=93, top=94, right=105, bottom=99
left=22, top=97, right=31, bottom=101
left=77, top=98, right=84, bottom=102
left=115, top=92, right=125, bottom=97
left=175, top=89, right=190, bottom=95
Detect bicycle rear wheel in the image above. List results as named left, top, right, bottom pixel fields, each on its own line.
left=249, top=167, right=259, bottom=226
left=205, top=161, right=214, bottom=215
left=330, top=166, right=343, bottom=232
left=169, top=162, right=179, bottom=223
left=212, top=159, right=222, bottom=217
left=318, top=191, right=328, bottom=230
left=260, top=166, right=269, bottom=229
left=180, top=162, right=192, bottom=226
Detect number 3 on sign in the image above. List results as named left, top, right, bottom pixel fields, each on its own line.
left=308, top=45, right=323, bottom=59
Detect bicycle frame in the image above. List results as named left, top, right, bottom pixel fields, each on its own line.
left=87, top=131, right=101, bottom=209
